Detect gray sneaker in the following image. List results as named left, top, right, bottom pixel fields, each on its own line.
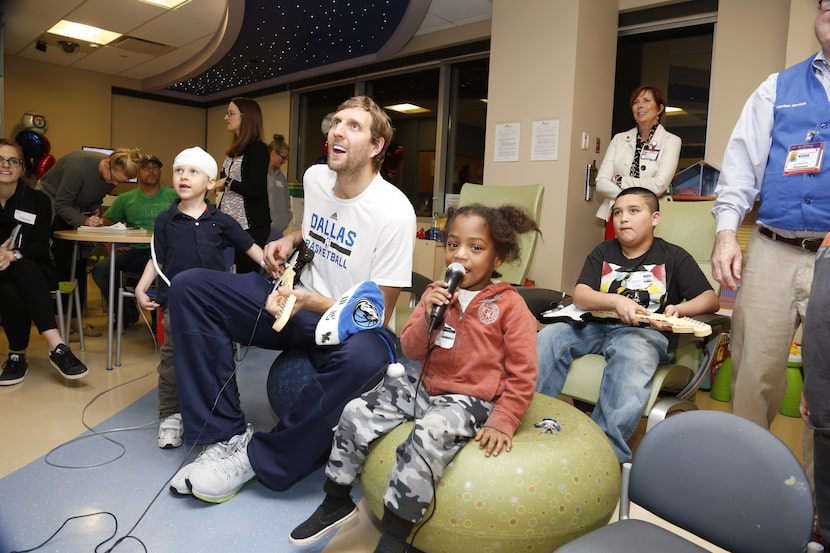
left=0, top=353, right=28, bottom=386
left=48, top=344, right=89, bottom=380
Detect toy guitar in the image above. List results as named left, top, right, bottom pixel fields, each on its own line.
left=590, top=310, right=712, bottom=337
left=541, top=303, right=712, bottom=337
left=270, top=243, right=314, bottom=332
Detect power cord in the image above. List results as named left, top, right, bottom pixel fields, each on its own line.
left=13, top=271, right=273, bottom=552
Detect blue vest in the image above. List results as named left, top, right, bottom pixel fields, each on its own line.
left=759, top=55, right=830, bottom=231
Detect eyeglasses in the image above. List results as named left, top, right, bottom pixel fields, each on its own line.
left=821, top=0, right=830, bottom=11
left=225, top=110, right=242, bottom=117
left=0, top=157, right=23, bottom=167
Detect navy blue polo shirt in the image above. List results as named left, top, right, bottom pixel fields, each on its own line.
left=152, top=200, right=255, bottom=307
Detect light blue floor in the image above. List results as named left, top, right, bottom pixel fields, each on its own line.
left=0, top=347, right=359, bottom=553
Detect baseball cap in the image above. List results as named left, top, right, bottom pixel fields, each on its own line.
left=141, top=154, right=163, bottom=168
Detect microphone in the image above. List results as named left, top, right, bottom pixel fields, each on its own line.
left=428, top=262, right=466, bottom=333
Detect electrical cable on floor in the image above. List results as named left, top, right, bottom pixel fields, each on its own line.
left=13, top=291, right=272, bottom=552
left=44, top=311, right=159, bottom=469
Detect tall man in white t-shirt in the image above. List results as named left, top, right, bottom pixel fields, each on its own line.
left=169, top=96, right=416, bottom=502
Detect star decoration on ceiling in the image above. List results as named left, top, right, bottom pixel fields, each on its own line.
left=167, top=0, right=412, bottom=97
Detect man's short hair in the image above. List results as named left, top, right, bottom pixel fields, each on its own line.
left=615, top=186, right=660, bottom=213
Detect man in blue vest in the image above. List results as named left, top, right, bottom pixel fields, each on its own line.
left=712, top=2, right=830, bottom=543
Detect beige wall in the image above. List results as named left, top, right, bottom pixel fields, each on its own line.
left=4, top=54, right=292, bottom=184
left=485, top=0, right=617, bottom=290
left=4, top=56, right=134, bottom=159
left=111, top=94, right=207, bottom=185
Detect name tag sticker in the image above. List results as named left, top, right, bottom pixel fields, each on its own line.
left=434, top=324, right=456, bottom=349
left=641, top=148, right=660, bottom=161
left=14, top=209, right=36, bottom=225
left=784, top=142, right=824, bottom=175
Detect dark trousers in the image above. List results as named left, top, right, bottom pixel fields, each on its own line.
left=170, top=268, right=392, bottom=491
left=803, top=241, right=830, bottom=544
left=233, top=224, right=271, bottom=274
left=91, top=247, right=151, bottom=322
left=0, top=259, right=58, bottom=350
left=51, top=218, right=89, bottom=307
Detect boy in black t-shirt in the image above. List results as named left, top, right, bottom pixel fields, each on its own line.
left=536, top=187, right=719, bottom=462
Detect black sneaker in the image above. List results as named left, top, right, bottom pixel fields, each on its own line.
left=49, top=344, right=89, bottom=380
left=289, top=501, right=358, bottom=546
left=0, top=353, right=28, bottom=386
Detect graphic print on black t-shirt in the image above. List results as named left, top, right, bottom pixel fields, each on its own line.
left=600, top=261, right=667, bottom=311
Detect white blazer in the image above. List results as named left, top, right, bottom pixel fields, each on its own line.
left=594, top=124, right=682, bottom=221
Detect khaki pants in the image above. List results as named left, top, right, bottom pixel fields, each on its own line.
left=731, top=227, right=815, bottom=428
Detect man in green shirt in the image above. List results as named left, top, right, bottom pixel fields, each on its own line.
left=91, top=155, right=177, bottom=324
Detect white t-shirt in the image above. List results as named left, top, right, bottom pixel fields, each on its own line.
left=300, top=164, right=415, bottom=305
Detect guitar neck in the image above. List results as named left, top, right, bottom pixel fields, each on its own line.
left=590, top=310, right=712, bottom=337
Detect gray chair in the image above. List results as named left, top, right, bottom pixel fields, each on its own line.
left=556, top=410, right=823, bottom=553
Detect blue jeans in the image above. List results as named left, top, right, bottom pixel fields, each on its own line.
left=536, top=321, right=671, bottom=462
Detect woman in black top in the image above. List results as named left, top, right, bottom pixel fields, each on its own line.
left=218, top=97, right=271, bottom=273
left=0, top=138, right=88, bottom=385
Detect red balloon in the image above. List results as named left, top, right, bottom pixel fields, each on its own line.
left=34, top=153, right=56, bottom=179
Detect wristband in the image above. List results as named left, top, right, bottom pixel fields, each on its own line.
left=260, top=259, right=267, bottom=269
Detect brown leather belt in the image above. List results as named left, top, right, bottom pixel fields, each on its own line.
left=758, top=226, right=823, bottom=252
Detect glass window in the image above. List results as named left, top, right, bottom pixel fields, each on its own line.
left=613, top=25, right=714, bottom=171
left=365, top=69, right=440, bottom=217
left=614, top=1, right=717, bottom=171
left=296, top=84, right=356, bottom=173
left=293, top=57, right=489, bottom=216
left=445, top=58, right=488, bottom=197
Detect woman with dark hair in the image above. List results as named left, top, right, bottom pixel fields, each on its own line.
left=218, top=97, right=271, bottom=273
left=594, top=85, right=681, bottom=239
left=0, top=138, right=88, bottom=385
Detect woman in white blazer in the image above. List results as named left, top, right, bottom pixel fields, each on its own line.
left=595, top=85, right=681, bottom=237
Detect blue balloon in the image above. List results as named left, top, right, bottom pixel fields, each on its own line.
left=15, top=130, right=49, bottom=158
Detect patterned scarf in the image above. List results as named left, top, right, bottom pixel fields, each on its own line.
left=630, top=124, right=659, bottom=178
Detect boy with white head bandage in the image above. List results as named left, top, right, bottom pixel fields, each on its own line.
left=133, top=146, right=264, bottom=450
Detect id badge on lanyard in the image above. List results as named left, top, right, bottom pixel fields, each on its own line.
left=784, top=141, right=824, bottom=175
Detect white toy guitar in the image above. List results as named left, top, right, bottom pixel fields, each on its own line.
left=541, top=303, right=712, bottom=337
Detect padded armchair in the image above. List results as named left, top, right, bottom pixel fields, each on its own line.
left=556, top=410, right=822, bottom=553
left=457, top=182, right=543, bottom=285
left=524, top=198, right=730, bottom=431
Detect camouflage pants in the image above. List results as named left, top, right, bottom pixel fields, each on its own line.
left=326, top=373, right=493, bottom=522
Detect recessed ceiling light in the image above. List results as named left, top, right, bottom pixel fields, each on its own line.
left=47, top=20, right=121, bottom=45
left=137, top=0, right=191, bottom=8
left=384, top=103, right=431, bottom=114
left=665, top=106, right=686, bottom=115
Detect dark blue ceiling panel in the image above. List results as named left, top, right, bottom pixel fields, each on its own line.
left=167, top=0, right=414, bottom=98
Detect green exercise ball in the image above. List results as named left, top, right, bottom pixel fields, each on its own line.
left=360, top=393, right=621, bottom=552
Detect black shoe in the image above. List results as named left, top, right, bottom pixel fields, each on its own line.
left=289, top=501, right=358, bottom=546
left=49, top=344, right=89, bottom=380
left=373, top=532, right=409, bottom=553
left=0, top=354, right=28, bottom=386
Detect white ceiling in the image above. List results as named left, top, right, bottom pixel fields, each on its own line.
left=2, top=0, right=493, bottom=96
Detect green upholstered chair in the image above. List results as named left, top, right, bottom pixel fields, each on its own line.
left=457, top=182, right=544, bottom=285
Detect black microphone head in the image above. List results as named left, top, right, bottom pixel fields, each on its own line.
left=445, top=262, right=466, bottom=281
left=428, top=262, right=466, bottom=333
